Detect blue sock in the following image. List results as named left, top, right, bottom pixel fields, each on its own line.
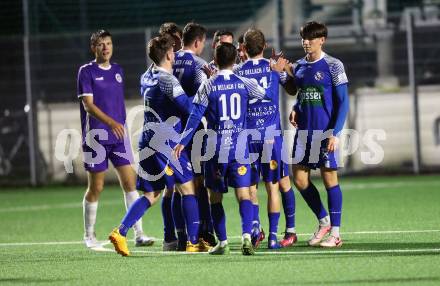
left=210, top=203, right=227, bottom=241
left=252, top=204, right=260, bottom=230
left=172, top=192, right=186, bottom=242
left=161, top=196, right=176, bottom=242
left=281, top=188, right=296, bottom=229
left=119, top=196, right=151, bottom=237
left=198, top=186, right=214, bottom=233
left=327, top=185, right=342, bottom=227
left=181, top=195, right=200, bottom=244
left=299, top=182, right=328, bottom=220
left=239, top=200, right=253, bottom=235
left=268, top=212, right=280, bottom=241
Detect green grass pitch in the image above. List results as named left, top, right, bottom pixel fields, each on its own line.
left=1, top=175, right=439, bottom=285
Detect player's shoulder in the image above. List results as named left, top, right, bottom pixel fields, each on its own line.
left=323, top=53, right=345, bottom=69
left=323, top=53, right=348, bottom=84
left=291, top=57, right=306, bottom=71
left=140, top=66, right=158, bottom=87
left=235, top=73, right=258, bottom=85
left=258, top=58, right=271, bottom=66
left=156, top=68, right=178, bottom=86
left=193, top=54, right=208, bottom=68
left=110, top=62, right=123, bottom=71
left=78, top=61, right=94, bottom=73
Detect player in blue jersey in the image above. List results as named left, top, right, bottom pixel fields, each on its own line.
left=159, top=22, right=183, bottom=52
left=208, top=30, right=234, bottom=72
left=77, top=30, right=153, bottom=249
left=108, top=34, right=210, bottom=256
left=174, top=42, right=285, bottom=255
left=235, top=29, right=298, bottom=249
left=172, top=22, right=216, bottom=247
left=289, top=22, right=349, bottom=247
left=156, top=22, right=184, bottom=251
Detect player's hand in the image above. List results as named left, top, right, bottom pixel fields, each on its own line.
left=202, top=65, right=215, bottom=78
left=271, top=57, right=288, bottom=73
left=327, top=136, right=339, bottom=152
left=173, top=144, right=185, bottom=160
left=289, top=110, right=298, bottom=128
left=285, top=62, right=294, bottom=77
left=271, top=48, right=284, bottom=62
left=109, top=120, right=125, bottom=140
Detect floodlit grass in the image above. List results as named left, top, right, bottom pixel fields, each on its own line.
left=1, top=175, right=439, bottom=285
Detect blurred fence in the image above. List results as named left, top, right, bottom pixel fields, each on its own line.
left=1, top=0, right=440, bottom=185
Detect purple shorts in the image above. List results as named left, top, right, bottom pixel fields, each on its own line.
left=82, top=142, right=133, bottom=172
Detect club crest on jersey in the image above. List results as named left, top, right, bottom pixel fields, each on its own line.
left=165, top=165, right=174, bottom=176
left=115, top=73, right=122, bottom=83
left=237, top=166, right=247, bottom=176
left=314, top=71, right=324, bottom=81
left=269, top=160, right=278, bottom=170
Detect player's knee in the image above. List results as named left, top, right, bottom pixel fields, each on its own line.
left=279, top=176, right=291, bottom=192
left=144, top=191, right=161, bottom=205
left=120, top=180, right=135, bottom=193
left=88, top=182, right=104, bottom=194
left=293, top=177, right=308, bottom=191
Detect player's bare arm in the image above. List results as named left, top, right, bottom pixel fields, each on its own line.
left=81, top=96, right=125, bottom=139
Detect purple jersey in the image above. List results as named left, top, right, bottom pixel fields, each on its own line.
left=77, top=61, right=126, bottom=145
left=292, top=53, right=348, bottom=131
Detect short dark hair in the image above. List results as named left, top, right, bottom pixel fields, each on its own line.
left=159, top=22, right=182, bottom=38
left=212, top=30, right=234, bottom=45
left=215, top=42, right=237, bottom=69
left=182, top=22, right=207, bottom=46
left=148, top=34, right=174, bottom=65
left=300, top=21, right=328, bottom=39
left=238, top=34, right=244, bottom=44
left=244, top=29, right=265, bottom=58
left=90, top=29, right=112, bottom=47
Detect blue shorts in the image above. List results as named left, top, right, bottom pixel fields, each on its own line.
left=249, top=138, right=289, bottom=184
left=136, top=149, right=193, bottom=193
left=204, top=159, right=251, bottom=193
left=82, top=142, right=133, bottom=173
left=292, top=134, right=338, bottom=170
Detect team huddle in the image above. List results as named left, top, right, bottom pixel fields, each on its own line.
left=77, top=21, right=349, bottom=256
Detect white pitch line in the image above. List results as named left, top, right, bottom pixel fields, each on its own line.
left=1, top=180, right=439, bottom=213
left=0, top=200, right=123, bottom=213
left=0, top=229, right=439, bottom=247
left=127, top=248, right=440, bottom=255
left=228, top=229, right=440, bottom=239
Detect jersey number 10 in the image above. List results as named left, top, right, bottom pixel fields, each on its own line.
left=219, top=93, right=241, bottom=121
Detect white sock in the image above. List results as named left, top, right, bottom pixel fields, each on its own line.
left=219, top=240, right=228, bottom=247
left=286, top=227, right=296, bottom=234
left=124, top=190, right=143, bottom=237
left=319, top=215, right=330, bottom=226
left=331, top=227, right=340, bottom=237
left=83, top=198, right=98, bottom=237
left=242, top=233, right=251, bottom=241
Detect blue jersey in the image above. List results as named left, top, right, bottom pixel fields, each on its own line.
left=173, top=50, right=208, bottom=96
left=139, top=66, right=192, bottom=149
left=292, top=52, right=348, bottom=132
left=234, top=58, right=287, bottom=134
left=181, top=70, right=267, bottom=162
